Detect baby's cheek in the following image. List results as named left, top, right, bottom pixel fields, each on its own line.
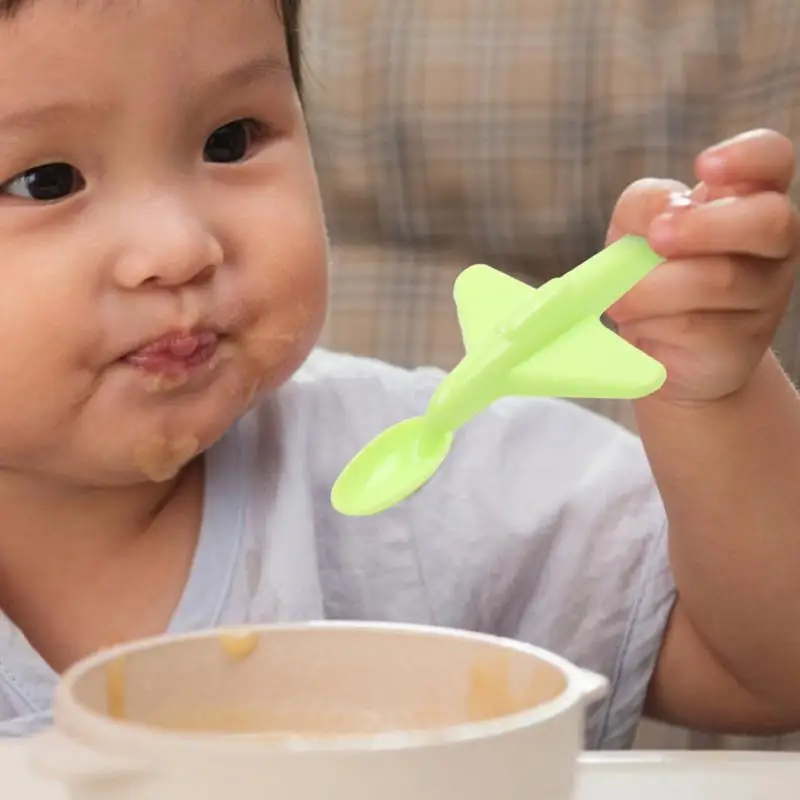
left=245, top=305, right=313, bottom=371
left=243, top=271, right=327, bottom=391
left=0, top=342, right=80, bottom=457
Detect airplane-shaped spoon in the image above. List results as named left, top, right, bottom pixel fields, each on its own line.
left=331, top=235, right=668, bottom=517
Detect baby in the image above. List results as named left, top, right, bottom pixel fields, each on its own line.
left=0, top=0, right=799, bottom=748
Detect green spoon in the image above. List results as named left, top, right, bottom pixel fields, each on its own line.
left=331, top=235, right=668, bottom=517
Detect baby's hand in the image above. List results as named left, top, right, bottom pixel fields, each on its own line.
left=606, top=129, right=798, bottom=405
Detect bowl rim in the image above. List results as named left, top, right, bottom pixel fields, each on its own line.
left=54, top=620, right=598, bottom=755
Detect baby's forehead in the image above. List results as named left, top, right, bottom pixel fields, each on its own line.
left=1, top=0, right=290, bottom=21
left=0, top=0, right=291, bottom=60
left=0, top=0, right=298, bottom=96
left=0, top=0, right=292, bottom=96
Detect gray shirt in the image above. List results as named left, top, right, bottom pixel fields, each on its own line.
left=0, top=349, right=675, bottom=747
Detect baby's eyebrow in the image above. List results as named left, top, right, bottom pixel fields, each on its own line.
left=0, top=52, right=292, bottom=134
left=184, top=52, right=293, bottom=107
left=0, top=99, right=107, bottom=134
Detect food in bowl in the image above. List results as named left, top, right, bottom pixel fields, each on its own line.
left=30, top=622, right=608, bottom=800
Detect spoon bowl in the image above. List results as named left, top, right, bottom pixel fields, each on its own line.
left=331, top=236, right=669, bottom=517
left=331, top=417, right=453, bottom=516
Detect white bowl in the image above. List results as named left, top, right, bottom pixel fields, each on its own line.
left=29, top=621, right=608, bottom=800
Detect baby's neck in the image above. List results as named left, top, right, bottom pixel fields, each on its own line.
left=0, top=469, right=183, bottom=562
left=0, top=460, right=205, bottom=672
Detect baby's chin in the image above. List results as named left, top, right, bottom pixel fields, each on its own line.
left=66, top=375, right=263, bottom=487
left=30, top=333, right=319, bottom=489
left=102, top=357, right=313, bottom=486
left=60, top=410, right=237, bottom=488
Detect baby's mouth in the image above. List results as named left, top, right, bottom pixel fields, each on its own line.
left=124, top=330, right=220, bottom=373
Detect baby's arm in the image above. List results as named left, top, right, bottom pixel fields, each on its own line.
left=639, top=354, right=800, bottom=733
left=606, top=129, right=800, bottom=732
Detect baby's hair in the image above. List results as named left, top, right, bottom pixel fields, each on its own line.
left=0, top=0, right=303, bottom=89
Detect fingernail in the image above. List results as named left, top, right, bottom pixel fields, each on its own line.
left=648, top=214, right=676, bottom=246
left=703, top=134, right=737, bottom=155
left=703, top=195, right=738, bottom=209
left=690, top=182, right=709, bottom=203
left=667, top=190, right=695, bottom=211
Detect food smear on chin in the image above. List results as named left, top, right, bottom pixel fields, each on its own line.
left=133, top=435, right=199, bottom=482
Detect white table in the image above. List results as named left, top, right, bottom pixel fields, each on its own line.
left=576, top=751, right=800, bottom=798
left=3, top=740, right=799, bottom=798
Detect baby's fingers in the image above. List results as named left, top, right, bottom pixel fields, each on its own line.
left=607, top=256, right=791, bottom=324
left=649, top=192, right=799, bottom=261
left=697, top=129, right=795, bottom=193
left=606, top=178, right=690, bottom=245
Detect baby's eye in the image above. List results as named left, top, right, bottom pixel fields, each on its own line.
left=203, top=119, right=267, bottom=164
left=0, top=162, right=86, bottom=201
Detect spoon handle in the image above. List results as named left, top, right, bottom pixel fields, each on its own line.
left=500, top=235, right=665, bottom=346
left=425, top=236, right=665, bottom=432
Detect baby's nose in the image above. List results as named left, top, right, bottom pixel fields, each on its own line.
left=113, top=196, right=224, bottom=289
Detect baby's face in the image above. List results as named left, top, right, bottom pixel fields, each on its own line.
left=0, top=0, right=328, bottom=484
